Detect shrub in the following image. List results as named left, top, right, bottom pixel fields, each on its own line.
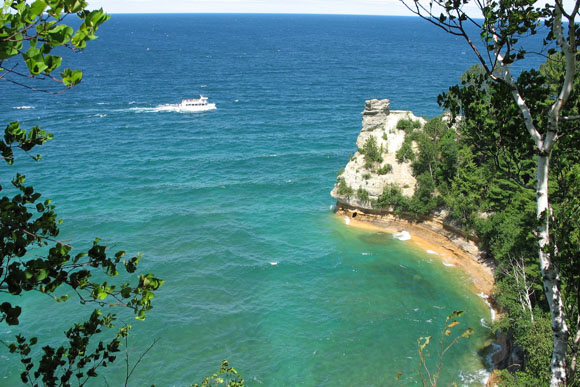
left=377, top=164, right=393, bottom=175
left=396, top=117, right=422, bottom=132
left=357, top=187, right=370, bottom=201
left=359, top=136, right=384, bottom=169
left=337, top=178, right=354, bottom=197
left=376, top=184, right=409, bottom=211
left=396, top=141, right=415, bottom=163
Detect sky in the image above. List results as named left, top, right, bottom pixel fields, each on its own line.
left=86, top=0, right=419, bottom=15
left=87, top=0, right=577, bottom=17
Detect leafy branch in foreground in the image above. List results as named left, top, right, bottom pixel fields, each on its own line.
left=1, top=1, right=163, bottom=385
left=397, top=310, right=473, bottom=387
left=192, top=361, right=245, bottom=387
left=0, top=0, right=109, bottom=93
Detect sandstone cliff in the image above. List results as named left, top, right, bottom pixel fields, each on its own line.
left=330, top=98, right=496, bottom=292
left=330, top=98, right=425, bottom=209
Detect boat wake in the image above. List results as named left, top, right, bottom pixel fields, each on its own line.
left=129, top=104, right=182, bottom=113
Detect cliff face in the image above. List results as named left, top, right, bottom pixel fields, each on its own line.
left=330, top=99, right=425, bottom=210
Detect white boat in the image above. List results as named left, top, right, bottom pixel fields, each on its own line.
left=179, top=95, right=216, bottom=112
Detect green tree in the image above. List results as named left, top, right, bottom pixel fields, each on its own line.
left=1, top=1, right=162, bottom=384
left=400, top=0, right=580, bottom=383
left=359, top=135, right=384, bottom=170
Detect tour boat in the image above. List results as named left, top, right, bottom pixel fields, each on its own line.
left=179, top=95, right=217, bottom=112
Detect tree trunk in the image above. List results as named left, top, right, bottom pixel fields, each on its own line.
left=570, top=311, right=580, bottom=381
left=537, top=153, right=569, bottom=386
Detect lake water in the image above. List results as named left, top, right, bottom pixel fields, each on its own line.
left=2, top=14, right=543, bottom=386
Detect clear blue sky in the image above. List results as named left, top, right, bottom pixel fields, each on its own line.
left=86, top=0, right=416, bottom=15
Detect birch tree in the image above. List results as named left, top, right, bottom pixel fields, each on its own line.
left=399, top=0, right=579, bottom=384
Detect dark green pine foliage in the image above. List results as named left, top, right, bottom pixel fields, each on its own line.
left=377, top=55, right=580, bottom=385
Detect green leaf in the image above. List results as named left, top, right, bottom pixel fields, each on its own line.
left=60, top=68, right=83, bottom=86
left=29, top=0, right=47, bottom=18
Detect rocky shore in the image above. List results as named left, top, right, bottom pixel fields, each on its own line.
left=331, top=98, right=496, bottom=297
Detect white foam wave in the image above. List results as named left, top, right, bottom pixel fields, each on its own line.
left=459, top=368, right=491, bottom=386
left=329, top=203, right=336, bottom=211
left=480, top=318, right=491, bottom=329
left=361, top=252, right=371, bottom=256
left=478, top=293, right=496, bottom=321
left=426, top=249, right=438, bottom=255
left=96, top=102, right=107, bottom=105
left=392, top=231, right=411, bottom=241
left=129, top=104, right=181, bottom=113
left=442, top=261, right=455, bottom=267
left=13, top=105, right=34, bottom=109
left=344, top=216, right=350, bottom=225
left=269, top=261, right=278, bottom=266
left=93, top=113, right=107, bottom=118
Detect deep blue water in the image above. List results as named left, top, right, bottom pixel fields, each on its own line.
left=1, top=14, right=545, bottom=386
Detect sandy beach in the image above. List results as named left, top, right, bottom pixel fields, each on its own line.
left=336, top=209, right=495, bottom=297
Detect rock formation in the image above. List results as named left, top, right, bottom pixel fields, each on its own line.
left=330, top=98, right=425, bottom=209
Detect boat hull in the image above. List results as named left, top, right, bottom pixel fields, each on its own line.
left=178, top=103, right=217, bottom=112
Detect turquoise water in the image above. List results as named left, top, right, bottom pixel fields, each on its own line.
left=0, top=14, right=542, bottom=386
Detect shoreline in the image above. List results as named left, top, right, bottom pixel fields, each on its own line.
left=335, top=208, right=496, bottom=299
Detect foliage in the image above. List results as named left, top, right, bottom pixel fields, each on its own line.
left=377, top=163, right=393, bottom=175
left=415, top=310, right=473, bottom=387
left=359, top=136, right=383, bottom=169
left=357, top=187, right=370, bottom=201
left=400, top=0, right=580, bottom=378
left=378, top=52, right=580, bottom=382
left=1, top=1, right=164, bottom=385
left=375, top=184, right=409, bottom=213
left=0, top=0, right=109, bottom=91
left=336, top=178, right=354, bottom=197
left=395, top=138, right=415, bottom=163
left=494, top=315, right=553, bottom=386
left=192, top=361, right=245, bottom=387
left=396, top=117, right=422, bottom=132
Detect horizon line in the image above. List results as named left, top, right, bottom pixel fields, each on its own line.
left=100, top=11, right=419, bottom=17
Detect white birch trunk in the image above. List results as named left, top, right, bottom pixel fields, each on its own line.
left=571, top=313, right=580, bottom=380
left=537, top=153, right=569, bottom=386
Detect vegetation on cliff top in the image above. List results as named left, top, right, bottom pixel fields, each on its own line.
left=375, top=56, right=580, bottom=385
left=400, top=0, right=580, bottom=383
